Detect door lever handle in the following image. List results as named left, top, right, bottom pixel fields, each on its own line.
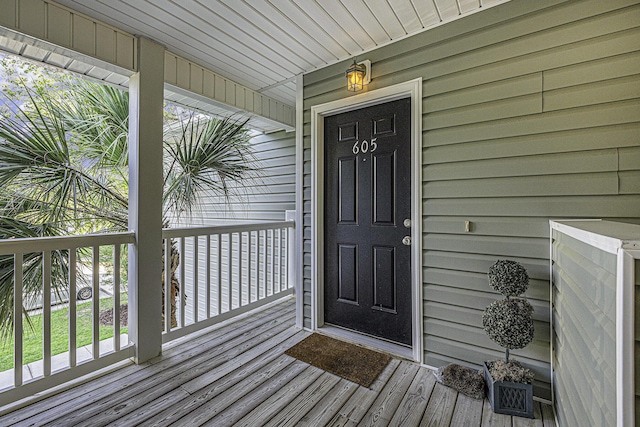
left=402, top=236, right=411, bottom=246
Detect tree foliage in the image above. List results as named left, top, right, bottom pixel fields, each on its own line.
left=0, top=54, right=259, bottom=339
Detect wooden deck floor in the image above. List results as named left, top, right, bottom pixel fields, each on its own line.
left=0, top=297, right=555, bottom=426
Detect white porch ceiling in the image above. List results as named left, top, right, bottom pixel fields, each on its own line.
left=53, top=0, right=510, bottom=107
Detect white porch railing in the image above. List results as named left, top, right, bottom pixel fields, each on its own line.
left=161, top=221, right=295, bottom=343
left=0, top=221, right=295, bottom=408
left=0, top=232, right=135, bottom=406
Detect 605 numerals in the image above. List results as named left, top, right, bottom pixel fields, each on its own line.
left=352, top=138, right=378, bottom=155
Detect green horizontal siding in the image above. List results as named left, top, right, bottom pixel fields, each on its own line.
left=302, top=0, right=640, bottom=403
left=179, top=130, right=296, bottom=224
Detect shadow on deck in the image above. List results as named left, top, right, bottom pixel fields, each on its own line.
left=0, top=297, right=555, bottom=426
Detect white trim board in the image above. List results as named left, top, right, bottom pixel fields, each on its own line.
left=310, top=78, right=423, bottom=363
left=550, top=220, right=639, bottom=427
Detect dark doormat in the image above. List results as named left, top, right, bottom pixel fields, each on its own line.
left=285, top=333, right=392, bottom=387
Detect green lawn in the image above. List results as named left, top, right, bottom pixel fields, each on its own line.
left=0, top=294, right=129, bottom=372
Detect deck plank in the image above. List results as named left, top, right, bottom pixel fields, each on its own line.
left=222, top=365, right=324, bottom=427
left=171, top=359, right=312, bottom=426
left=1, top=302, right=293, bottom=426
left=49, top=312, right=297, bottom=426
left=324, top=358, right=401, bottom=427
left=117, top=332, right=308, bottom=426
left=296, top=378, right=358, bottom=426
left=262, top=371, right=341, bottom=426
left=512, top=401, right=543, bottom=427
left=0, top=298, right=556, bottom=427
left=481, top=397, right=512, bottom=427
left=540, top=401, right=556, bottom=427
left=11, top=303, right=295, bottom=427
left=388, top=369, right=437, bottom=426
left=187, top=359, right=310, bottom=427
left=449, top=393, right=484, bottom=427
left=420, top=382, right=458, bottom=427
left=359, top=361, right=421, bottom=427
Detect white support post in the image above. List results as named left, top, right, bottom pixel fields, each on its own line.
left=294, top=74, right=304, bottom=329
left=128, top=36, right=165, bottom=364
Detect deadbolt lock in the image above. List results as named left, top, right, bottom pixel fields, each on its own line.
left=402, top=236, right=411, bottom=246
left=403, top=218, right=411, bottom=228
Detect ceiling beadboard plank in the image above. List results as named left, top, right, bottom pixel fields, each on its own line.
left=315, top=0, right=376, bottom=50
left=218, top=0, right=325, bottom=66
left=411, top=0, right=442, bottom=28
left=215, top=0, right=319, bottom=70
left=74, top=0, right=279, bottom=89
left=243, top=0, right=336, bottom=64
left=436, top=0, right=460, bottom=21
left=11, top=0, right=509, bottom=108
left=270, top=0, right=349, bottom=59
left=388, top=0, right=424, bottom=34
left=341, top=0, right=391, bottom=44
left=363, top=0, right=407, bottom=40
left=459, top=0, right=479, bottom=14
left=271, top=0, right=349, bottom=61
left=151, top=0, right=301, bottom=77
left=296, top=0, right=362, bottom=53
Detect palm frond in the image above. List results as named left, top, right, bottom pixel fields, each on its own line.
left=162, top=114, right=260, bottom=219
left=0, top=214, right=72, bottom=342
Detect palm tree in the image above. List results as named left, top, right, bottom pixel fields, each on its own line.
left=0, top=72, right=258, bottom=339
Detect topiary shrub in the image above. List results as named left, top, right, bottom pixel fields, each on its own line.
left=482, top=260, right=534, bottom=383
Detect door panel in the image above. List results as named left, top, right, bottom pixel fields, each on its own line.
left=372, top=245, right=396, bottom=312
left=373, top=151, right=396, bottom=224
left=338, top=157, right=358, bottom=224
left=324, top=97, right=412, bottom=346
left=338, top=244, right=358, bottom=304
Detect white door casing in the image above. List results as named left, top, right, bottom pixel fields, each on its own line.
left=309, top=78, right=423, bottom=362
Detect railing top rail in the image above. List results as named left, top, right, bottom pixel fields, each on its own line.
left=162, top=221, right=295, bottom=239
left=0, top=231, right=136, bottom=255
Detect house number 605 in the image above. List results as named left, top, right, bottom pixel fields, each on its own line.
left=352, top=138, right=378, bottom=155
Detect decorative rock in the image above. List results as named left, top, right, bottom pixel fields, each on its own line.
left=433, top=363, right=485, bottom=399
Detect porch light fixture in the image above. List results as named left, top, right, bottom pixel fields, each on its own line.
left=346, top=59, right=371, bottom=92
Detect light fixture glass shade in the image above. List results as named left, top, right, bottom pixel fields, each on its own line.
left=346, top=60, right=367, bottom=92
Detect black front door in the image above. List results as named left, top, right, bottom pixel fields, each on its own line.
left=324, top=98, right=412, bottom=346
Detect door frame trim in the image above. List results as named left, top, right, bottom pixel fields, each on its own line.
left=310, top=78, right=423, bottom=363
